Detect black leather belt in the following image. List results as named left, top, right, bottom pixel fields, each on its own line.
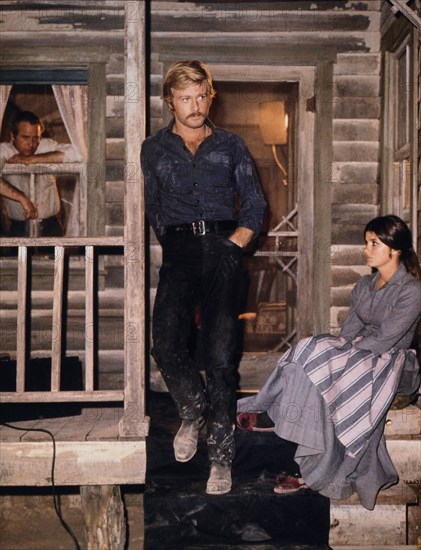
left=166, top=220, right=237, bottom=237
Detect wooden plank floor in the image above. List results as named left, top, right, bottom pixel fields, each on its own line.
left=0, top=408, right=147, bottom=486
left=0, top=407, right=124, bottom=442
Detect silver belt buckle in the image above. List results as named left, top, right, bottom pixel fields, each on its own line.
left=192, top=220, right=206, bottom=236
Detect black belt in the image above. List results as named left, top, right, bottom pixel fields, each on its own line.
left=166, top=220, right=237, bottom=237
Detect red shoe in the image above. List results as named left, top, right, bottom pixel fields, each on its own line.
left=236, top=412, right=275, bottom=432
left=273, top=474, right=308, bottom=494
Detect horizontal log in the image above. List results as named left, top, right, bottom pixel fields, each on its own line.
left=106, top=137, right=125, bottom=160
left=333, top=120, right=379, bottom=141
left=150, top=74, right=162, bottom=96
left=151, top=1, right=380, bottom=12
left=0, top=288, right=124, bottom=310
left=151, top=11, right=378, bottom=34
left=332, top=162, right=379, bottom=184
left=106, top=52, right=125, bottom=75
left=106, top=74, right=124, bottom=96
left=106, top=180, right=125, bottom=203
left=332, top=203, right=377, bottom=224
left=330, top=244, right=366, bottom=266
left=333, top=142, right=379, bottom=162
left=152, top=32, right=379, bottom=54
left=0, top=316, right=126, bottom=350
left=106, top=202, right=124, bottom=226
left=334, top=75, right=380, bottom=97
left=106, top=116, right=124, bottom=138
left=332, top=266, right=370, bottom=286
left=0, top=10, right=124, bottom=33
left=333, top=97, right=381, bottom=119
left=331, top=286, right=353, bottom=307
left=105, top=225, right=124, bottom=237
left=331, top=305, right=350, bottom=329
left=106, top=96, right=124, bottom=118
left=332, top=183, right=378, bottom=204
left=332, top=223, right=373, bottom=245
left=334, top=53, right=381, bottom=75
left=150, top=96, right=163, bottom=119
left=0, top=32, right=124, bottom=51
left=106, top=160, right=125, bottom=182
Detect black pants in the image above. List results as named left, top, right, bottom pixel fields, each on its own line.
left=152, top=231, right=244, bottom=465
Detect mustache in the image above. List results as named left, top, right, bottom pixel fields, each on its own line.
left=188, top=112, right=204, bottom=118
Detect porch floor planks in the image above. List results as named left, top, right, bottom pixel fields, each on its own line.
left=0, top=407, right=147, bottom=486
left=0, top=408, right=124, bottom=443
left=83, top=406, right=124, bottom=441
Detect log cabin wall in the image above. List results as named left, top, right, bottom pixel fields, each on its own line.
left=0, top=1, right=419, bottom=384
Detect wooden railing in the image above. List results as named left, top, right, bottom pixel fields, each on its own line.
left=0, top=236, right=149, bottom=438
left=0, top=237, right=124, bottom=403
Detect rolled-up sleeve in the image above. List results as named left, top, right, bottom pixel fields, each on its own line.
left=39, top=138, right=84, bottom=162
left=234, top=138, right=266, bottom=235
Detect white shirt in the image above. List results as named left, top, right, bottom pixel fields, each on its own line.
left=0, top=139, right=82, bottom=220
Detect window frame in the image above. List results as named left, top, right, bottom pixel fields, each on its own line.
left=381, top=27, right=419, bottom=243
left=0, top=47, right=107, bottom=237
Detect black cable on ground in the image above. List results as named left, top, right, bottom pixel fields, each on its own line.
left=1, top=422, right=81, bottom=550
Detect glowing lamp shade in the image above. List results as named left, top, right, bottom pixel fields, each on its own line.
left=258, top=101, right=288, bottom=145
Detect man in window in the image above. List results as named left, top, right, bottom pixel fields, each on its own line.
left=0, top=110, right=82, bottom=236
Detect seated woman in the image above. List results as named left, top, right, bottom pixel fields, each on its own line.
left=237, top=215, right=421, bottom=510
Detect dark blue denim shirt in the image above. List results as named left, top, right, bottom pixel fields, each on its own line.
left=141, top=119, right=266, bottom=242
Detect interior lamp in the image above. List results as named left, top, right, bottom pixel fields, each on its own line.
left=258, top=101, right=288, bottom=185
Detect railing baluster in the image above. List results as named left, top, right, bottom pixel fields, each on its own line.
left=85, top=245, right=95, bottom=391
left=16, top=246, right=27, bottom=393
left=51, top=246, right=65, bottom=392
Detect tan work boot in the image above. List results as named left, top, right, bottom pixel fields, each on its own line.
left=173, top=417, right=205, bottom=462
left=206, top=462, right=232, bottom=495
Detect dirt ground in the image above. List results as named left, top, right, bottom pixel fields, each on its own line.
left=0, top=488, right=144, bottom=550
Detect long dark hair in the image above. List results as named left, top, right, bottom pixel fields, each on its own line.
left=365, top=215, right=421, bottom=280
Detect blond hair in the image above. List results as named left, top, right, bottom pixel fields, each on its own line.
left=163, top=60, right=216, bottom=107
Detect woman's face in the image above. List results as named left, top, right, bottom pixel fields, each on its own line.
left=364, top=231, right=399, bottom=270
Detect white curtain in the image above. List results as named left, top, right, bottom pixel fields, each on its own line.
left=0, top=85, right=12, bottom=127
left=52, top=85, right=88, bottom=236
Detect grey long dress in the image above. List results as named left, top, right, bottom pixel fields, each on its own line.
left=237, top=265, right=421, bottom=509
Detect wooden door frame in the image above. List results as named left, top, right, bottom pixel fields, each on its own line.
left=158, top=48, right=335, bottom=337
left=380, top=25, right=419, bottom=243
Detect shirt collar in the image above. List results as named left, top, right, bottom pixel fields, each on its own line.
left=371, top=263, right=408, bottom=290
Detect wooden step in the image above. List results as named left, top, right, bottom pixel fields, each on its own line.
left=386, top=437, right=421, bottom=482
left=385, top=404, right=420, bottom=436
left=329, top=483, right=418, bottom=547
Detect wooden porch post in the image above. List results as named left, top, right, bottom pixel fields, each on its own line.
left=119, top=0, right=149, bottom=438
